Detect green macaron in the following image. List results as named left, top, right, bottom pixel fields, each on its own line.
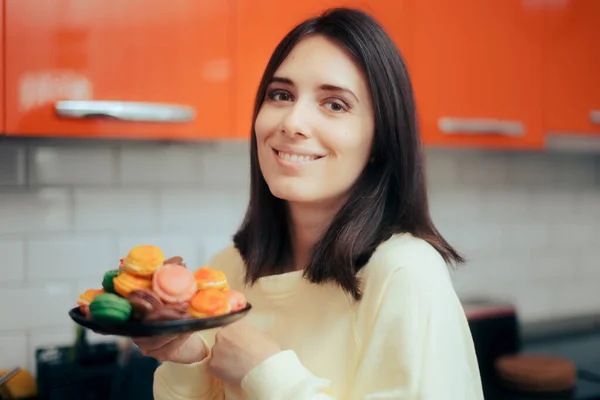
left=102, top=269, right=120, bottom=294
left=89, top=293, right=132, bottom=322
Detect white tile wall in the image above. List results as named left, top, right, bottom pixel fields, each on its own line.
left=0, top=140, right=598, bottom=374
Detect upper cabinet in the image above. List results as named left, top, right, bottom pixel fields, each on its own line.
left=0, top=1, right=4, bottom=133
left=233, top=0, right=412, bottom=138
left=542, top=0, right=600, bottom=137
left=4, top=1, right=233, bottom=140
left=408, top=0, right=544, bottom=149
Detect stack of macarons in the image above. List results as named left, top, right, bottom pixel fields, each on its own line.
left=76, top=245, right=247, bottom=324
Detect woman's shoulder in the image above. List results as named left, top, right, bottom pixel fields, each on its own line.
left=359, top=233, right=454, bottom=296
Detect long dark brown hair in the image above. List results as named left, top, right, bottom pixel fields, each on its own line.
left=233, top=7, right=464, bottom=300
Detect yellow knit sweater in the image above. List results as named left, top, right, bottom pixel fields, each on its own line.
left=153, top=233, right=484, bottom=399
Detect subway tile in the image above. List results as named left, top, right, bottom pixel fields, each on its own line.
left=527, top=250, right=577, bottom=280
left=554, top=280, right=599, bottom=317
left=424, top=149, right=460, bottom=188
left=201, top=235, right=236, bottom=263
left=27, top=235, right=115, bottom=281
left=455, top=150, right=508, bottom=188
left=119, top=144, right=202, bottom=186
left=0, top=189, right=71, bottom=234
left=0, top=333, right=28, bottom=370
left=478, top=187, right=531, bottom=223
left=30, top=146, right=115, bottom=186
left=552, top=154, right=597, bottom=189
left=0, top=283, right=74, bottom=330
left=198, top=142, right=251, bottom=189
left=159, top=189, right=248, bottom=235
left=574, top=189, right=600, bottom=223
left=503, top=222, right=550, bottom=251
left=548, top=221, right=596, bottom=248
left=526, top=188, right=578, bottom=224
left=73, top=188, right=158, bottom=231
left=579, top=248, right=600, bottom=277
left=0, top=239, right=25, bottom=283
left=0, top=145, right=27, bottom=186
left=513, top=281, right=559, bottom=322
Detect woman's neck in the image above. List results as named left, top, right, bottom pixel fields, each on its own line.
left=287, top=198, right=345, bottom=271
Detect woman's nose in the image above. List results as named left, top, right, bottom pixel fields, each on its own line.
left=280, top=102, right=312, bottom=138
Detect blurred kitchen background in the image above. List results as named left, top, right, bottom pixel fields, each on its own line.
left=0, top=0, right=598, bottom=399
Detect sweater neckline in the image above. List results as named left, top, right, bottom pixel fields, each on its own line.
left=256, top=269, right=307, bottom=297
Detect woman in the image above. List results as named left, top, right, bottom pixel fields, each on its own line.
left=135, top=7, right=484, bottom=400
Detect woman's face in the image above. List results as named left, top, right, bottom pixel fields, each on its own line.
left=255, top=35, right=375, bottom=205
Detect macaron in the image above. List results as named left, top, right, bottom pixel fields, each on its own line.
left=77, top=289, right=105, bottom=316
left=188, top=289, right=230, bottom=318
left=153, top=263, right=197, bottom=304
left=89, top=293, right=132, bottom=322
left=113, top=271, right=153, bottom=298
left=145, top=303, right=190, bottom=322
left=127, top=289, right=163, bottom=321
left=226, top=290, right=247, bottom=312
left=163, top=256, right=186, bottom=267
left=102, top=269, right=121, bottom=294
left=121, top=245, right=165, bottom=277
left=193, top=266, right=229, bottom=291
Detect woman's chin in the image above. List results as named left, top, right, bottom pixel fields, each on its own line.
left=267, top=181, right=316, bottom=203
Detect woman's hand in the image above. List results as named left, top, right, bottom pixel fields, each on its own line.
left=133, top=332, right=207, bottom=364
left=209, top=318, right=281, bottom=385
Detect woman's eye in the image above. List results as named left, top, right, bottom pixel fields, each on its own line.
left=324, top=100, right=348, bottom=113
left=268, top=90, right=292, bottom=102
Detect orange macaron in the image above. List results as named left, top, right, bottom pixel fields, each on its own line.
left=77, top=288, right=105, bottom=316
left=121, top=245, right=165, bottom=278
left=113, top=271, right=153, bottom=297
left=193, top=266, right=229, bottom=291
left=152, top=263, right=198, bottom=304
left=188, top=289, right=230, bottom=318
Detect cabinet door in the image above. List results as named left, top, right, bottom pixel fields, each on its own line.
left=234, top=1, right=412, bottom=138
left=5, top=1, right=233, bottom=140
left=542, top=0, right=600, bottom=137
left=409, top=0, right=544, bottom=149
left=0, top=1, right=4, bottom=133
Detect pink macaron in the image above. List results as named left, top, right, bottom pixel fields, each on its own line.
left=226, top=290, right=247, bottom=312
left=152, top=263, right=197, bottom=304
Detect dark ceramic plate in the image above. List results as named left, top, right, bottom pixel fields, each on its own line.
left=68, top=304, right=252, bottom=337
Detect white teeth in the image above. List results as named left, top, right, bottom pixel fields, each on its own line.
left=277, top=151, right=319, bottom=162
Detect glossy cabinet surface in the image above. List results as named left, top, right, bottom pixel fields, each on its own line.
left=542, top=0, right=600, bottom=136
left=409, top=0, right=544, bottom=149
left=5, top=1, right=233, bottom=140
left=234, top=1, right=412, bottom=137
left=0, top=1, right=4, bottom=133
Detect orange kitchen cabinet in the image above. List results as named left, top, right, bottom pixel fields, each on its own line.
left=5, top=1, right=234, bottom=140
left=408, top=0, right=544, bottom=149
left=234, top=1, right=412, bottom=138
left=0, top=0, right=4, bottom=133
left=542, top=0, right=600, bottom=137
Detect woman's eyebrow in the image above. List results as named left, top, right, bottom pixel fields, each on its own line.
left=319, top=84, right=359, bottom=103
left=270, top=76, right=359, bottom=103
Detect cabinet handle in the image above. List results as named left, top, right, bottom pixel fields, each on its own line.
left=590, top=110, right=600, bottom=125
left=438, top=117, right=525, bottom=137
left=55, top=100, right=195, bottom=123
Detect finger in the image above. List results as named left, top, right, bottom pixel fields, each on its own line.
left=146, top=334, right=192, bottom=361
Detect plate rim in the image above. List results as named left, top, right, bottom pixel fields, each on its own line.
left=68, top=303, right=252, bottom=335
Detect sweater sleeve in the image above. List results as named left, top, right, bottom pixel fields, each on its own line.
left=153, top=333, right=224, bottom=400
left=241, top=258, right=484, bottom=400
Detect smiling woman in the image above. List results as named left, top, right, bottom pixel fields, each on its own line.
left=140, top=7, right=484, bottom=400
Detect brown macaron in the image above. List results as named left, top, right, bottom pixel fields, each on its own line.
left=145, top=305, right=190, bottom=322
left=127, top=289, right=163, bottom=321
